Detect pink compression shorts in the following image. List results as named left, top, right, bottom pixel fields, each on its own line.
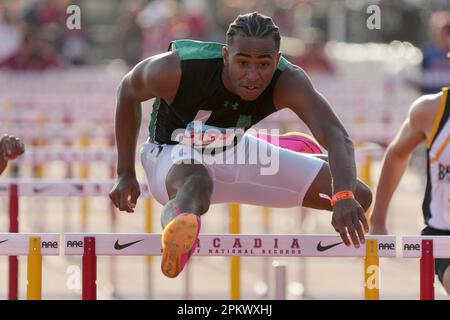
left=253, top=132, right=322, bottom=154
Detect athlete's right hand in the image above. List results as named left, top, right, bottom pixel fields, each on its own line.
left=109, top=173, right=141, bottom=213
left=332, top=198, right=369, bottom=248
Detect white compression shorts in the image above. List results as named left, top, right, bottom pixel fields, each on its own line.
left=140, top=134, right=325, bottom=208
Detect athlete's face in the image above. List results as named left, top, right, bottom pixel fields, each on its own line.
left=223, top=35, right=281, bottom=101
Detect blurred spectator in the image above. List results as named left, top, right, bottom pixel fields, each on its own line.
left=137, top=0, right=185, bottom=57
left=61, top=27, right=89, bottom=65
left=117, top=1, right=144, bottom=67
left=421, top=11, right=450, bottom=93
left=292, top=29, right=335, bottom=75
left=24, top=0, right=65, bottom=27
left=0, top=5, right=22, bottom=63
left=0, top=25, right=62, bottom=70
left=182, top=0, right=210, bottom=40
left=0, top=0, right=88, bottom=70
left=272, top=2, right=296, bottom=36
left=136, top=0, right=211, bottom=58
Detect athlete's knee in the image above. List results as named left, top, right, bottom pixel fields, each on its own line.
left=355, top=182, right=372, bottom=212
left=166, top=163, right=211, bottom=197
left=183, top=173, right=213, bottom=195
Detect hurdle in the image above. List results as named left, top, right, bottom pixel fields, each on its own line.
left=0, top=179, right=151, bottom=198
left=0, top=233, right=59, bottom=300
left=7, top=149, right=128, bottom=297
left=402, top=236, right=450, bottom=300
left=4, top=127, right=149, bottom=145
left=1, top=179, right=253, bottom=299
left=0, top=179, right=151, bottom=299
left=64, top=233, right=395, bottom=300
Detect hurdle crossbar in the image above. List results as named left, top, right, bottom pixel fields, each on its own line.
left=11, top=147, right=117, bottom=165
left=402, top=236, right=450, bottom=259
left=0, top=233, right=60, bottom=256
left=66, top=233, right=394, bottom=300
left=6, top=144, right=383, bottom=165
left=0, top=179, right=151, bottom=197
left=65, top=233, right=396, bottom=257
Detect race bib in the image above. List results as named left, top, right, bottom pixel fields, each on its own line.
left=174, top=122, right=245, bottom=150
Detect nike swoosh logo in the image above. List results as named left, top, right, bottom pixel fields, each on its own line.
left=317, top=241, right=343, bottom=252
left=73, top=184, right=84, bottom=191
left=33, top=186, right=53, bottom=194
left=114, top=239, right=144, bottom=250
left=0, top=239, right=9, bottom=244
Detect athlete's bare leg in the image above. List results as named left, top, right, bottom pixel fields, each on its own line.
left=161, top=162, right=213, bottom=228
left=159, top=162, right=213, bottom=277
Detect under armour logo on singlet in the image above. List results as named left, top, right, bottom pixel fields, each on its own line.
left=224, top=101, right=239, bottom=111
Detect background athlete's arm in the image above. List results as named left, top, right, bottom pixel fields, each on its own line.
left=0, top=156, right=5, bottom=175
left=110, top=52, right=180, bottom=212
left=370, top=94, right=440, bottom=234
left=274, top=66, right=368, bottom=246
left=0, top=135, right=25, bottom=175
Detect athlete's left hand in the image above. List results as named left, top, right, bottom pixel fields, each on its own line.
left=331, top=198, right=369, bottom=248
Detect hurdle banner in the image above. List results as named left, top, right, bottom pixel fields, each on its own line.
left=65, top=234, right=394, bottom=300
left=64, top=233, right=396, bottom=257
left=402, top=236, right=450, bottom=300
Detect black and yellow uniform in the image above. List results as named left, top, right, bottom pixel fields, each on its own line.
left=422, top=87, right=450, bottom=283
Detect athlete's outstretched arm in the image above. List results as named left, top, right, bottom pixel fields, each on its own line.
left=274, top=66, right=367, bottom=246
left=110, top=52, right=181, bottom=212
left=370, top=94, right=441, bottom=234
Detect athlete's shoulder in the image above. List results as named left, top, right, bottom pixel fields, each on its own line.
left=272, top=60, right=314, bottom=109
left=278, top=61, right=308, bottom=80
left=123, top=51, right=181, bottom=102
left=409, top=89, right=445, bottom=133
left=142, top=50, right=180, bottom=76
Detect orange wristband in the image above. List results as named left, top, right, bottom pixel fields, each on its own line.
left=330, top=190, right=355, bottom=206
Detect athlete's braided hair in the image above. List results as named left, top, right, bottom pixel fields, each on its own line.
left=226, top=12, right=281, bottom=50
